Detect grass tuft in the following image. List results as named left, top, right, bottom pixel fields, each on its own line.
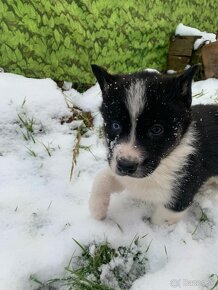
left=25, top=145, right=37, bottom=157
left=18, top=113, right=36, bottom=142
left=40, top=142, right=55, bottom=157
left=192, top=90, right=205, bottom=99
left=80, top=145, right=97, bottom=161
left=31, top=236, right=149, bottom=290
left=18, top=113, right=35, bottom=133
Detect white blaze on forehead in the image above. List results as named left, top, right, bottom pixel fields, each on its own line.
left=125, top=79, right=146, bottom=143
left=126, top=79, right=146, bottom=119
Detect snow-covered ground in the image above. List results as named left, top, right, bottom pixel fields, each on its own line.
left=0, top=72, right=218, bottom=290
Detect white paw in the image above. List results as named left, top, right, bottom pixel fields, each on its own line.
left=89, top=195, right=109, bottom=220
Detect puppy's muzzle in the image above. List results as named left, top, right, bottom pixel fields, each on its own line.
left=116, top=158, right=139, bottom=176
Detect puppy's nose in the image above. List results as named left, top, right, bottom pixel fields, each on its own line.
left=117, top=158, right=138, bottom=175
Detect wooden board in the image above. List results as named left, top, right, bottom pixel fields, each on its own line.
left=169, top=35, right=201, bottom=57
left=202, top=41, right=218, bottom=79
left=167, top=55, right=190, bottom=71
left=167, top=35, right=201, bottom=71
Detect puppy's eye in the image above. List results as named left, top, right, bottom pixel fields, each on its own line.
left=111, top=122, right=122, bottom=134
left=149, top=124, right=164, bottom=136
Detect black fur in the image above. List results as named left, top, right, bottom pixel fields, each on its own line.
left=171, top=105, right=218, bottom=211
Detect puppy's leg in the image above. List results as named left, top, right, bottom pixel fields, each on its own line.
left=151, top=204, right=187, bottom=225
left=89, top=167, right=124, bottom=220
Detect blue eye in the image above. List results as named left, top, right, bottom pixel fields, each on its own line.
left=149, top=124, right=164, bottom=136
left=111, top=122, right=122, bottom=134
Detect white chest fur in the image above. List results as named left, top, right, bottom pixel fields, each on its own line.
left=116, top=173, right=174, bottom=204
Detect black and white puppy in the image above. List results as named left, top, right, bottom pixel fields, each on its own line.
left=89, top=64, right=218, bottom=225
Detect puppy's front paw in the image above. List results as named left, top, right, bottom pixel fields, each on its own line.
left=89, top=194, right=109, bottom=220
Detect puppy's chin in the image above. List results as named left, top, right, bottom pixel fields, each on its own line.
left=116, top=172, right=146, bottom=179
left=115, top=169, right=143, bottom=178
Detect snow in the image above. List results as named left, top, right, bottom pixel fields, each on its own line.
left=167, top=70, right=177, bottom=74
left=192, top=79, right=218, bottom=105
left=144, top=68, right=160, bottom=74
left=65, top=83, right=102, bottom=112
left=0, top=71, right=218, bottom=290
left=175, top=23, right=216, bottom=50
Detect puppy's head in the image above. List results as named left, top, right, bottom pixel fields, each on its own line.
left=92, top=65, right=198, bottom=178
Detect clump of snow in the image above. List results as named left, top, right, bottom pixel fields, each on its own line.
left=62, top=81, right=72, bottom=91
left=144, top=68, right=160, bottom=74
left=64, top=83, right=103, bottom=127
left=0, top=72, right=218, bottom=290
left=166, top=69, right=177, bottom=74
left=175, top=23, right=216, bottom=50
left=64, top=83, right=102, bottom=112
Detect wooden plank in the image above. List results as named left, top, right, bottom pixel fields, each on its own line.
left=202, top=41, right=218, bottom=79
left=167, top=55, right=190, bottom=71
left=169, top=35, right=201, bottom=57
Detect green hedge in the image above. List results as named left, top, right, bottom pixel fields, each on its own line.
left=0, top=0, right=217, bottom=83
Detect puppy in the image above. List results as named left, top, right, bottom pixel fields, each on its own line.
left=89, top=64, right=218, bottom=225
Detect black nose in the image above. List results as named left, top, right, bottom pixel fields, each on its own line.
left=117, top=158, right=138, bottom=175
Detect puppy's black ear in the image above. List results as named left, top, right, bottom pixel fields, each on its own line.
left=179, top=65, right=199, bottom=108
left=91, top=64, right=114, bottom=91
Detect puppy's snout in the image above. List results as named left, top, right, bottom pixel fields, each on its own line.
left=117, top=158, right=138, bottom=175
